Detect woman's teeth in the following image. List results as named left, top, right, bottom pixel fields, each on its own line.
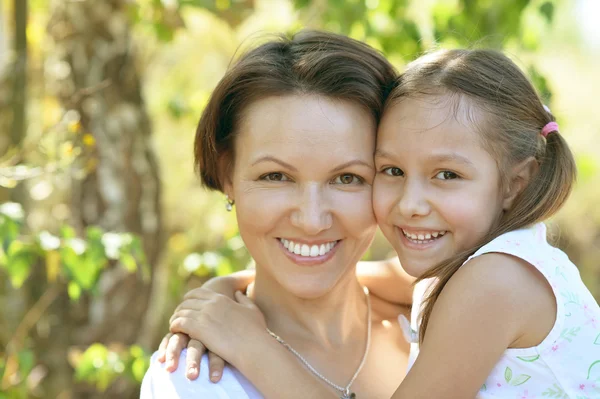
left=402, top=229, right=446, bottom=243
left=279, top=239, right=337, bottom=257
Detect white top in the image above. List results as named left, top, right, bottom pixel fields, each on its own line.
left=400, top=223, right=600, bottom=398
left=141, top=350, right=263, bottom=399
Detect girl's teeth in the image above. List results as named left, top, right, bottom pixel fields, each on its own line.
left=280, top=239, right=337, bottom=257
left=402, top=229, right=446, bottom=243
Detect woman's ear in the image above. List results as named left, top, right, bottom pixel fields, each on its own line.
left=502, top=156, right=539, bottom=211
left=218, top=152, right=234, bottom=200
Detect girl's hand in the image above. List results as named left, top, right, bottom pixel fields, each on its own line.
left=156, top=271, right=256, bottom=380
left=169, top=289, right=267, bottom=368
left=157, top=332, right=225, bottom=381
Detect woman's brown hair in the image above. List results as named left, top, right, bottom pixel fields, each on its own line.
left=195, top=30, right=397, bottom=191
left=386, top=49, right=577, bottom=343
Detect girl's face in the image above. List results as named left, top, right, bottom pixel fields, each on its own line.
left=373, top=95, right=505, bottom=277
left=226, top=94, right=378, bottom=299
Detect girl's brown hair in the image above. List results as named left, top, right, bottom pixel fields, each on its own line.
left=386, top=49, right=577, bottom=343
left=195, top=30, right=397, bottom=191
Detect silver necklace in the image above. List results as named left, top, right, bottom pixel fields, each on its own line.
left=266, top=287, right=372, bottom=399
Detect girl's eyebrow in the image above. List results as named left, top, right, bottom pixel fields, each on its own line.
left=374, top=149, right=475, bottom=169
left=427, top=153, right=475, bottom=168
left=374, top=149, right=395, bottom=160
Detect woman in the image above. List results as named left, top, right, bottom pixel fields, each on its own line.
left=141, top=30, right=413, bottom=398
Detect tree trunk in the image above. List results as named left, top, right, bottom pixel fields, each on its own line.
left=43, top=1, right=164, bottom=397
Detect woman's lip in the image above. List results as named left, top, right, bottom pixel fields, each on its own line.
left=277, top=239, right=341, bottom=266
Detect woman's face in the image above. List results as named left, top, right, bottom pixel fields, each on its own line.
left=225, top=94, right=377, bottom=299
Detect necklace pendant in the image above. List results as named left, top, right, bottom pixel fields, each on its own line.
left=341, top=392, right=356, bottom=399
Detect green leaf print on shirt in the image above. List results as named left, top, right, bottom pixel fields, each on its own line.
left=517, top=355, right=540, bottom=362
left=559, top=327, right=581, bottom=343
left=561, top=292, right=580, bottom=306
left=594, top=333, right=600, bottom=345
left=504, top=367, right=531, bottom=386
left=542, top=383, right=568, bottom=398
left=587, top=360, right=600, bottom=381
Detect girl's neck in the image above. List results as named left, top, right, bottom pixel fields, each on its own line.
left=250, top=267, right=368, bottom=350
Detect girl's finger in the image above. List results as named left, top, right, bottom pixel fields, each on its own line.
left=185, top=339, right=206, bottom=380
left=165, top=332, right=189, bottom=372
left=234, top=290, right=256, bottom=309
left=157, top=332, right=173, bottom=362
left=208, top=351, right=226, bottom=383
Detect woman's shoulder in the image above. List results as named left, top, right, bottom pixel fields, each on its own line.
left=141, top=350, right=253, bottom=399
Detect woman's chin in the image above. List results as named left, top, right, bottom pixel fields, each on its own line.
left=279, top=276, right=344, bottom=300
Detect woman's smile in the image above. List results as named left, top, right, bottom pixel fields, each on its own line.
left=277, top=237, right=342, bottom=266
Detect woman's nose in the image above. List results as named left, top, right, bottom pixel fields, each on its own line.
left=291, top=184, right=333, bottom=235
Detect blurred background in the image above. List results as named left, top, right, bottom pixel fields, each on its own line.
left=0, top=0, right=598, bottom=398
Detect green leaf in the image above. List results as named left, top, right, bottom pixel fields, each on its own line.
left=131, top=357, right=149, bottom=382
left=17, top=350, right=35, bottom=378
left=594, top=333, right=600, bottom=345
left=68, top=281, right=82, bottom=301
left=60, top=225, right=76, bottom=239
left=7, top=251, right=33, bottom=288
left=539, top=1, right=554, bottom=24
left=504, top=366, right=512, bottom=382
left=119, top=253, right=137, bottom=272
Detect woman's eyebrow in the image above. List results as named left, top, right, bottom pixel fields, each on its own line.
left=251, top=156, right=298, bottom=171
left=330, top=160, right=373, bottom=173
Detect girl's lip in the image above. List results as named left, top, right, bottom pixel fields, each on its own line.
left=277, top=238, right=341, bottom=266
left=395, top=226, right=445, bottom=250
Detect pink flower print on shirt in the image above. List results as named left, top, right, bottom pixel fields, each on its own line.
left=518, top=389, right=536, bottom=398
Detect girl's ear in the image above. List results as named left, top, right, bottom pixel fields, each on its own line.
left=502, top=156, right=539, bottom=211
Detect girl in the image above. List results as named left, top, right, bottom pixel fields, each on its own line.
left=167, top=48, right=600, bottom=398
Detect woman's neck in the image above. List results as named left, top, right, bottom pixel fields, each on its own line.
left=250, top=268, right=368, bottom=350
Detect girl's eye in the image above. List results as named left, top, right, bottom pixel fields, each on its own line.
left=382, top=167, right=404, bottom=177
left=333, top=173, right=363, bottom=185
left=435, top=171, right=459, bottom=180
left=261, top=172, right=289, bottom=182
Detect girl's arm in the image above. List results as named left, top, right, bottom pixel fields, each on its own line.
left=391, top=253, right=556, bottom=398
left=357, top=257, right=414, bottom=306
left=160, top=259, right=413, bottom=380
left=170, top=290, right=337, bottom=398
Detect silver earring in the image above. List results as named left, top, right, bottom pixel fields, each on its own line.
left=225, top=195, right=234, bottom=212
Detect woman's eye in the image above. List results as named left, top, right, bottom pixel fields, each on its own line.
left=333, top=173, right=363, bottom=185
left=261, top=172, right=288, bottom=182
left=382, top=167, right=403, bottom=177
left=435, top=171, right=459, bottom=180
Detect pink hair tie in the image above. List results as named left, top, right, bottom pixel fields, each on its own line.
left=541, top=121, right=559, bottom=138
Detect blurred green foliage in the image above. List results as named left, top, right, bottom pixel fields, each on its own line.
left=1, top=0, right=599, bottom=397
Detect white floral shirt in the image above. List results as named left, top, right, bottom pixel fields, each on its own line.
left=141, top=351, right=263, bottom=399
left=401, top=223, right=600, bottom=398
